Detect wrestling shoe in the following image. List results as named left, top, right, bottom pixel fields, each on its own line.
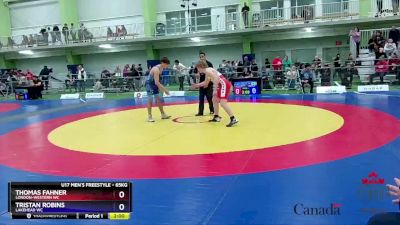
left=161, top=114, right=171, bottom=120
left=209, top=115, right=222, bottom=122
left=226, top=118, right=239, bottom=127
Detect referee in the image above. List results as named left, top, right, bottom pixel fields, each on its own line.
left=195, top=52, right=214, bottom=116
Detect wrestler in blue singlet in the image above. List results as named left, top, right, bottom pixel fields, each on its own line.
left=145, top=65, right=162, bottom=96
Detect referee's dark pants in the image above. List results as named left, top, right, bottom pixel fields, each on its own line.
left=368, top=213, right=400, bottom=225
left=198, top=87, right=214, bottom=115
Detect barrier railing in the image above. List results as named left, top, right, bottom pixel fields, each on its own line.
left=1, top=58, right=398, bottom=98
left=370, top=0, right=397, bottom=17
left=0, top=1, right=360, bottom=50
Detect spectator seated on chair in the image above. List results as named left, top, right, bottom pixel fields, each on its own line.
left=341, top=63, right=358, bottom=88
left=300, top=64, right=316, bottom=93
left=286, top=66, right=298, bottom=90
left=272, top=56, right=283, bottom=77
left=389, top=53, right=400, bottom=84
left=94, top=80, right=104, bottom=91
left=370, top=55, right=388, bottom=84
left=30, top=76, right=43, bottom=99
left=273, top=69, right=285, bottom=87
left=384, top=38, right=397, bottom=56
left=320, top=64, right=332, bottom=86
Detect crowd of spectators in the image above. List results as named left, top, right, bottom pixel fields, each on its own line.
left=367, top=27, right=400, bottom=84
left=1, top=23, right=133, bottom=49
left=0, top=67, right=54, bottom=99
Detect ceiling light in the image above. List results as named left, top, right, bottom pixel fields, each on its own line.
left=190, top=37, right=201, bottom=42
left=99, top=44, right=113, bottom=49
left=18, top=50, right=34, bottom=55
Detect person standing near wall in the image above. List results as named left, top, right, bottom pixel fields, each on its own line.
left=195, top=52, right=214, bottom=116
left=173, top=60, right=187, bottom=91
left=39, top=66, right=50, bottom=90
left=242, top=3, right=250, bottom=28
left=77, top=65, right=87, bottom=92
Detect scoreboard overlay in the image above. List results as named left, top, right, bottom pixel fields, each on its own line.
left=8, top=182, right=132, bottom=220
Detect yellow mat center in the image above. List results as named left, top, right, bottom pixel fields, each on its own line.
left=48, top=103, right=344, bottom=156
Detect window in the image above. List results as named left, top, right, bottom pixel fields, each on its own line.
left=322, top=0, right=349, bottom=15
left=226, top=5, right=239, bottom=30
left=190, top=8, right=212, bottom=32
left=291, top=0, right=315, bottom=19
left=260, top=0, right=284, bottom=20
left=166, top=11, right=186, bottom=35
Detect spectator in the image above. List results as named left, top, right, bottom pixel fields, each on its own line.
left=40, top=27, right=49, bottom=44
left=265, top=58, right=271, bottom=77
left=376, top=0, right=383, bottom=17
left=39, top=66, right=50, bottom=90
left=389, top=26, right=400, bottom=46
left=283, top=56, right=292, bottom=71
left=131, top=65, right=141, bottom=91
left=70, top=23, right=77, bottom=42
left=250, top=59, right=259, bottom=77
left=173, top=60, right=187, bottom=91
left=53, top=24, right=61, bottom=43
left=94, top=80, right=103, bottom=91
left=376, top=31, right=386, bottom=47
left=188, top=62, right=197, bottom=84
left=302, top=5, right=314, bottom=23
left=272, top=56, right=283, bottom=76
left=341, top=63, right=357, bottom=88
left=26, top=70, right=34, bottom=81
left=371, top=55, right=388, bottom=84
left=320, top=64, right=332, bottom=86
left=347, top=53, right=355, bottom=65
left=384, top=39, right=397, bottom=56
left=114, top=65, right=122, bottom=77
left=76, top=65, right=87, bottom=92
left=300, top=64, right=316, bottom=93
left=30, top=76, right=43, bottom=99
left=243, top=56, right=251, bottom=74
left=394, top=0, right=400, bottom=15
left=123, top=64, right=131, bottom=77
left=241, top=3, right=250, bottom=28
left=286, top=66, right=298, bottom=89
left=389, top=53, right=400, bottom=83
left=312, top=56, right=322, bottom=69
left=101, top=67, right=111, bottom=78
left=350, top=27, right=361, bottom=57
left=28, top=34, right=35, bottom=46
left=107, top=27, right=114, bottom=40
left=49, top=27, right=56, bottom=44
left=333, top=54, right=341, bottom=79
left=375, top=47, right=388, bottom=64
left=62, top=23, right=69, bottom=44
left=368, top=33, right=377, bottom=52
left=236, top=61, right=244, bottom=77
left=121, top=25, right=127, bottom=37
left=138, top=64, right=143, bottom=76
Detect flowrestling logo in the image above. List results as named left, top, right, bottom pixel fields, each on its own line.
left=293, top=203, right=341, bottom=216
